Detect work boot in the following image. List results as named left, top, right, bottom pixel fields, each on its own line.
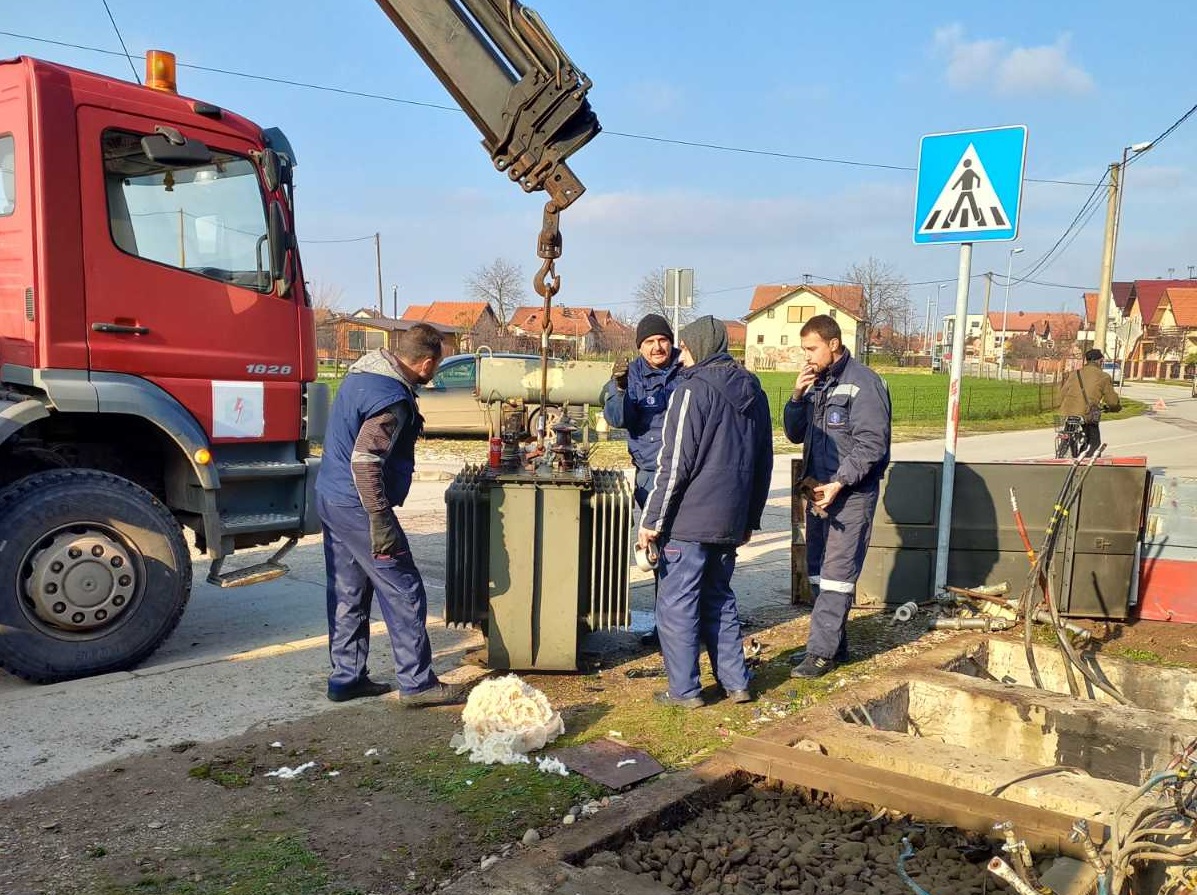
left=326, top=677, right=393, bottom=703
left=399, top=682, right=466, bottom=708
left=725, top=689, right=754, bottom=704
left=639, top=627, right=660, bottom=648
left=653, top=691, right=704, bottom=710
left=790, top=655, right=836, bottom=679
left=789, top=638, right=850, bottom=665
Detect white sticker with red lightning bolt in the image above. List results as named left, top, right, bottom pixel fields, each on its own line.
left=212, top=381, right=265, bottom=438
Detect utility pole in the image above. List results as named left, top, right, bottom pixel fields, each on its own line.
left=392, top=284, right=399, bottom=320
left=978, top=272, right=993, bottom=377
left=1093, top=164, right=1121, bottom=355
left=374, top=232, right=384, bottom=317
left=923, top=294, right=933, bottom=353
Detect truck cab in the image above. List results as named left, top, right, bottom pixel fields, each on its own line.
left=0, top=55, right=326, bottom=682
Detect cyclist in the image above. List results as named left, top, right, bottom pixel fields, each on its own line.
left=1057, top=349, right=1121, bottom=457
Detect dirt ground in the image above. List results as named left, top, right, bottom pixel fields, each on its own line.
left=2, top=607, right=1193, bottom=895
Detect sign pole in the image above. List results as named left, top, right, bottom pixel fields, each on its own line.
left=933, top=242, right=973, bottom=597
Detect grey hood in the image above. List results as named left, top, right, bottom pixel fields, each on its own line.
left=678, top=316, right=729, bottom=366
left=348, top=349, right=417, bottom=390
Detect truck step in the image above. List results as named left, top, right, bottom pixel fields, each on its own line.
left=207, top=537, right=297, bottom=588
left=215, top=460, right=307, bottom=481
left=219, top=512, right=303, bottom=535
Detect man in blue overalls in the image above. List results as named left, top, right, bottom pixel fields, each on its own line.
left=603, top=313, right=682, bottom=646
left=638, top=317, right=774, bottom=707
left=316, top=323, right=462, bottom=706
left=783, top=314, right=891, bottom=678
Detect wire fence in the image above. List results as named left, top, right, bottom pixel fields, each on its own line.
left=762, top=374, right=1061, bottom=427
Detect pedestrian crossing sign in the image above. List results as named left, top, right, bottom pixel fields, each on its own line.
left=913, top=125, right=1027, bottom=245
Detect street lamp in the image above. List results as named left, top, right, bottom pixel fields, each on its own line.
left=997, top=247, right=1024, bottom=380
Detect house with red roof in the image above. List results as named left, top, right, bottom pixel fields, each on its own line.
left=1128, top=286, right=1197, bottom=379
left=401, top=301, right=501, bottom=352
left=743, top=283, right=864, bottom=371
left=507, top=305, right=633, bottom=356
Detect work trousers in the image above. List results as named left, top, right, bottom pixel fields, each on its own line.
left=317, top=493, right=438, bottom=696
left=656, top=538, right=749, bottom=700
left=805, top=483, right=880, bottom=661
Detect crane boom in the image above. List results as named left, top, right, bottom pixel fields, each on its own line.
left=373, top=0, right=599, bottom=210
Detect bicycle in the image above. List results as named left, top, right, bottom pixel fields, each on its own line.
left=1054, top=415, right=1086, bottom=458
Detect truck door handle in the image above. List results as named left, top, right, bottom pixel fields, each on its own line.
left=91, top=322, right=150, bottom=335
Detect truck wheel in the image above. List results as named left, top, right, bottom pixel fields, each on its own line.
left=0, top=469, right=192, bottom=683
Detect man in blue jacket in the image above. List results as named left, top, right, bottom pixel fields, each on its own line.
left=603, top=313, right=683, bottom=645
left=783, top=314, right=891, bottom=679
left=316, top=324, right=462, bottom=707
left=638, top=316, right=774, bottom=708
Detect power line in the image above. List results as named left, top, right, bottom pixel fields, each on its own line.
left=299, top=234, right=378, bottom=244
left=98, top=2, right=139, bottom=84
left=1016, top=99, right=1197, bottom=285
left=604, top=130, right=1096, bottom=187
left=0, top=29, right=1098, bottom=188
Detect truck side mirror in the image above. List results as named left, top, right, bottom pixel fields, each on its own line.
left=268, top=201, right=292, bottom=297
left=260, top=149, right=281, bottom=192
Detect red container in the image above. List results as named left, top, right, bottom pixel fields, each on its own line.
left=488, top=437, right=502, bottom=469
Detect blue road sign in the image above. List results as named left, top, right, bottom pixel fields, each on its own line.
left=913, top=125, right=1027, bottom=245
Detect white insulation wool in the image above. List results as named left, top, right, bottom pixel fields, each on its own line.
left=449, top=674, right=564, bottom=765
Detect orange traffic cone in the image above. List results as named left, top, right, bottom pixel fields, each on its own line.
left=1153, top=397, right=1167, bottom=412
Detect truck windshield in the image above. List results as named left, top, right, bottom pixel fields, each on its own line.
left=103, top=130, right=271, bottom=291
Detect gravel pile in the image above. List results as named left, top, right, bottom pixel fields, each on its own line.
left=605, top=786, right=1015, bottom=895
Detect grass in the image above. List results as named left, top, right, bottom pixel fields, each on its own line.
left=98, top=834, right=359, bottom=895
left=756, top=371, right=1067, bottom=427
left=393, top=746, right=603, bottom=841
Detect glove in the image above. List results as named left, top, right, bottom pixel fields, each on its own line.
left=369, top=511, right=403, bottom=559
left=613, top=357, right=630, bottom=391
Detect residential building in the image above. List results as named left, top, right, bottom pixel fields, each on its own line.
left=744, top=283, right=864, bottom=371
left=507, top=305, right=632, bottom=356
left=325, top=314, right=459, bottom=366
left=402, top=301, right=502, bottom=353
left=940, top=314, right=986, bottom=358
left=1130, top=286, right=1197, bottom=380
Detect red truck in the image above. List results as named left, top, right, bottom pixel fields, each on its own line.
left=0, top=52, right=324, bottom=682
left=0, top=0, right=597, bottom=684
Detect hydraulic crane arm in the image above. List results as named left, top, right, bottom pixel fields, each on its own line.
left=374, top=0, right=601, bottom=444
left=373, top=0, right=600, bottom=211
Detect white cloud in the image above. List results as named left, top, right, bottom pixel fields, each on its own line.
left=933, top=24, right=1094, bottom=96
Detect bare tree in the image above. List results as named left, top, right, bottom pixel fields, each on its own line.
left=309, top=281, right=344, bottom=367
left=633, top=267, right=698, bottom=327
left=466, top=258, right=526, bottom=330
left=843, top=257, right=910, bottom=366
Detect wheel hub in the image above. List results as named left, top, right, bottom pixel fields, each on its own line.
left=25, top=530, right=137, bottom=632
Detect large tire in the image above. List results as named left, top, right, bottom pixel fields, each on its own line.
left=0, top=469, right=192, bottom=683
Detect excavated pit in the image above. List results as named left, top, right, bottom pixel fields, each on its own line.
left=598, top=785, right=1025, bottom=895
left=541, top=639, right=1195, bottom=895
left=948, top=638, right=1197, bottom=721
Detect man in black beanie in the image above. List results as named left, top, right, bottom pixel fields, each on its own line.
left=638, top=316, right=774, bottom=707
left=603, top=313, right=683, bottom=646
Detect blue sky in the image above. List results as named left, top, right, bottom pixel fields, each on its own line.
left=4, top=1, right=1196, bottom=323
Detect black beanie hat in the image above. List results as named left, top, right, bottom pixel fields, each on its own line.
left=636, top=313, right=674, bottom=347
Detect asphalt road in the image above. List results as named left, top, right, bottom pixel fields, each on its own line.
left=2, top=380, right=1193, bottom=800
left=893, top=381, right=1197, bottom=475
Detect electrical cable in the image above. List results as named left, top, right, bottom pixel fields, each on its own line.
left=987, top=765, right=1089, bottom=797
left=98, top=1, right=139, bottom=84
left=0, top=29, right=1099, bottom=188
